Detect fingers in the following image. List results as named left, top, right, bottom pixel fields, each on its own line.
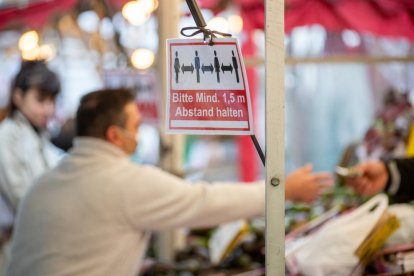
left=297, top=173, right=333, bottom=204
left=355, top=177, right=371, bottom=195
left=302, top=163, right=313, bottom=173
left=301, top=197, right=316, bottom=204
left=349, top=176, right=378, bottom=196
left=346, top=170, right=365, bottom=184
left=312, top=172, right=334, bottom=187
left=350, top=176, right=365, bottom=192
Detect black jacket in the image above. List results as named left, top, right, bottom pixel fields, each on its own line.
left=385, top=158, right=414, bottom=203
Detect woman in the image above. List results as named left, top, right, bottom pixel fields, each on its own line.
left=0, top=60, right=62, bottom=211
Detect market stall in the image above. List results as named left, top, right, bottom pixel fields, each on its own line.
left=0, top=0, right=414, bottom=275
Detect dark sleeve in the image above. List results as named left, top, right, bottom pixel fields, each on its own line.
left=384, top=158, right=414, bottom=203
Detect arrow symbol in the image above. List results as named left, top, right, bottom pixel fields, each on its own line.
left=221, top=63, right=233, bottom=73
left=201, top=63, right=214, bottom=74
left=181, top=63, right=194, bottom=74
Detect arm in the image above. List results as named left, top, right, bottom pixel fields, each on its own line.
left=121, top=164, right=333, bottom=231
left=386, top=158, right=414, bottom=202
left=121, top=166, right=265, bottom=231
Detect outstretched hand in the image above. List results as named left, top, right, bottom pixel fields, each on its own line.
left=286, top=164, right=333, bottom=204
left=346, top=161, right=388, bottom=196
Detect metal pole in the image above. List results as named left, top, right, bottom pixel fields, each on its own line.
left=265, top=0, right=285, bottom=274
left=185, top=0, right=207, bottom=27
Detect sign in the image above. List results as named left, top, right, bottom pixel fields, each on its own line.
left=166, top=38, right=254, bottom=135
left=103, top=69, right=160, bottom=125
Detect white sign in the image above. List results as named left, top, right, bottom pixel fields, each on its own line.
left=166, top=38, right=254, bottom=135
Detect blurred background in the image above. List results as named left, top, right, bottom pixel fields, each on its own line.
left=1, top=0, right=413, bottom=182
left=1, top=0, right=414, bottom=274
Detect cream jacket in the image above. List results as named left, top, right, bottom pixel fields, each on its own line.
left=7, top=138, right=264, bottom=276
left=0, top=111, right=61, bottom=211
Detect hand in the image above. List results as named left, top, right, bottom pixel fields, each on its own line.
left=286, top=164, right=333, bottom=204
left=346, top=161, right=388, bottom=196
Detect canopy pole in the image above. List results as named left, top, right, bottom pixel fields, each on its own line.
left=265, top=0, right=285, bottom=274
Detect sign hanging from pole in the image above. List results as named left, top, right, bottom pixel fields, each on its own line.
left=166, top=38, right=254, bottom=135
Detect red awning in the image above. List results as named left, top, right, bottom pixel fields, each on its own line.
left=1, top=0, right=414, bottom=41
left=0, top=0, right=132, bottom=30
left=199, top=0, right=414, bottom=40
left=0, top=0, right=77, bottom=30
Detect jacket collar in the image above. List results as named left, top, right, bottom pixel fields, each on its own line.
left=13, top=110, right=44, bottom=136
left=72, top=137, right=128, bottom=158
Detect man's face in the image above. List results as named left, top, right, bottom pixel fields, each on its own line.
left=14, top=88, right=55, bottom=129
left=118, top=102, right=142, bottom=155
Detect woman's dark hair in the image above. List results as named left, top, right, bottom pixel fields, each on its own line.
left=76, top=89, right=135, bottom=138
left=9, top=60, right=60, bottom=114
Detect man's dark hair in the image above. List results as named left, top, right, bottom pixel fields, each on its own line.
left=10, top=60, right=60, bottom=114
left=76, top=89, right=135, bottom=138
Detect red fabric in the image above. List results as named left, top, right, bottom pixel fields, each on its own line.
left=0, top=0, right=132, bottom=30
left=239, top=2, right=264, bottom=31
left=286, top=0, right=347, bottom=32
left=2, top=0, right=413, bottom=40
left=0, top=0, right=77, bottom=30
left=199, top=0, right=414, bottom=40
left=107, top=0, right=130, bottom=9
left=238, top=27, right=258, bottom=182
left=336, top=0, right=414, bottom=39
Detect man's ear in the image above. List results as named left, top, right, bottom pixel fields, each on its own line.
left=105, top=126, right=122, bottom=147
left=12, top=88, right=24, bottom=108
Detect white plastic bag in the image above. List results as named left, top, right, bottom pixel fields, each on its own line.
left=286, top=194, right=388, bottom=276
left=386, top=204, right=414, bottom=246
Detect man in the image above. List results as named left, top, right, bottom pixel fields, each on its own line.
left=7, top=89, right=332, bottom=276
left=347, top=158, right=414, bottom=203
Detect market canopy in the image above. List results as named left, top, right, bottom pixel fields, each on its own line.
left=199, top=0, right=414, bottom=40
left=0, top=0, right=77, bottom=30
left=0, top=0, right=127, bottom=30
left=1, top=0, right=414, bottom=41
